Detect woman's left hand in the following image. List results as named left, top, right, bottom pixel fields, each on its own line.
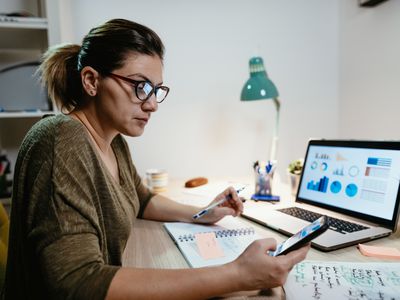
left=194, top=186, right=244, bottom=224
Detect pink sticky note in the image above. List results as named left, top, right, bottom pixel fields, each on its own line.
left=358, top=244, right=400, bottom=259
left=195, top=232, right=225, bottom=260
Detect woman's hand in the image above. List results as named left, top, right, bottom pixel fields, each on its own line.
left=194, top=186, right=244, bottom=224
left=231, top=238, right=310, bottom=290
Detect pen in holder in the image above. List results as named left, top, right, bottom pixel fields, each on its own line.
left=252, top=160, right=280, bottom=201
left=255, top=171, right=273, bottom=196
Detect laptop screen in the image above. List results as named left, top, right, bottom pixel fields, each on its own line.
left=297, top=140, right=400, bottom=227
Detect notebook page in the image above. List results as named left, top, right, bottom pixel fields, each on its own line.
left=164, top=217, right=260, bottom=268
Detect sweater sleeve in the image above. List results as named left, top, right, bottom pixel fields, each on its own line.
left=33, top=185, right=120, bottom=300
left=25, top=120, right=120, bottom=300
left=40, top=235, right=119, bottom=299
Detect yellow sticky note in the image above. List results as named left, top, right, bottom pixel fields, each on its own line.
left=195, top=232, right=225, bottom=260
left=358, top=244, right=400, bottom=259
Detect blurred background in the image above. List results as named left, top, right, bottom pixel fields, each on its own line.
left=1, top=0, right=399, bottom=183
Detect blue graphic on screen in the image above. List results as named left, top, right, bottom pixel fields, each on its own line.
left=345, top=183, right=358, bottom=197
left=367, top=157, right=392, bottom=167
left=330, top=181, right=342, bottom=194
left=307, top=176, right=329, bottom=193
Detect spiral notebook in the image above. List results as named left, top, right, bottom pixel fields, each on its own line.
left=163, top=217, right=260, bottom=268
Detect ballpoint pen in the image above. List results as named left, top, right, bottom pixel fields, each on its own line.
left=266, top=161, right=272, bottom=173
left=192, top=187, right=246, bottom=220
left=268, top=164, right=277, bottom=175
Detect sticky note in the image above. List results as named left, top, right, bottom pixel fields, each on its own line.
left=358, top=244, right=400, bottom=259
left=195, top=232, right=225, bottom=260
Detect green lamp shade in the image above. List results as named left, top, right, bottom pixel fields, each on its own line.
left=241, top=57, right=279, bottom=101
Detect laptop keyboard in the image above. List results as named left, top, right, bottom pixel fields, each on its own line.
left=278, top=207, right=369, bottom=234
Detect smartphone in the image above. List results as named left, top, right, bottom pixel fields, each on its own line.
left=269, top=216, right=329, bottom=256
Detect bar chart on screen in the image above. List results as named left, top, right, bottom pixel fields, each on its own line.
left=307, top=176, right=329, bottom=193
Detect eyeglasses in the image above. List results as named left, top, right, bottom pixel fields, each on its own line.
left=108, top=73, right=169, bottom=103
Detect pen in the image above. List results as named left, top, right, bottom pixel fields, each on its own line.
left=266, top=162, right=272, bottom=173
left=192, top=187, right=246, bottom=220
left=268, top=164, right=276, bottom=175
left=266, top=160, right=277, bottom=174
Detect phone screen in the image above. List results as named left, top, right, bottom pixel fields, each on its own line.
left=269, top=216, right=328, bottom=256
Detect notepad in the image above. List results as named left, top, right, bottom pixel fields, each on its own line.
left=195, top=232, right=224, bottom=259
left=163, top=217, right=260, bottom=268
left=358, top=243, right=400, bottom=259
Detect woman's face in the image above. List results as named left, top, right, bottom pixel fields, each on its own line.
left=96, top=53, right=164, bottom=137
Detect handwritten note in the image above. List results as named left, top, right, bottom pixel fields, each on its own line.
left=195, top=232, right=224, bottom=260
left=284, top=261, right=400, bottom=300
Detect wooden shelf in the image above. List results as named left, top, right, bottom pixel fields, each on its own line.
left=0, top=0, right=60, bottom=202
left=0, top=28, right=48, bottom=50
left=0, top=17, right=47, bottom=29
left=0, top=111, right=55, bottom=119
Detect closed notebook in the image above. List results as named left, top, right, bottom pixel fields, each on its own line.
left=163, top=217, right=260, bottom=268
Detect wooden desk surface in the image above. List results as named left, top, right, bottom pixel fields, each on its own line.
left=122, top=177, right=400, bottom=299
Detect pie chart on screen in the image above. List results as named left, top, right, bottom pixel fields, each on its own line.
left=311, top=161, right=318, bottom=170
left=348, top=165, right=359, bottom=177
left=330, top=181, right=342, bottom=194
left=345, top=183, right=358, bottom=197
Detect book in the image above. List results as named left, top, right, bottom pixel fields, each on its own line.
left=284, top=260, right=400, bottom=300
left=163, top=217, right=260, bottom=268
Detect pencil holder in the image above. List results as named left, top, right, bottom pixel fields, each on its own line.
left=254, top=171, right=273, bottom=196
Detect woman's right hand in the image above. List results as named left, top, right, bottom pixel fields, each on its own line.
left=231, top=238, right=310, bottom=290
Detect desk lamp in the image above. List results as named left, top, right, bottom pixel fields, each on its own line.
left=240, top=57, right=281, bottom=161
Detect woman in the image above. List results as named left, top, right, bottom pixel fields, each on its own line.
left=4, top=19, right=309, bottom=299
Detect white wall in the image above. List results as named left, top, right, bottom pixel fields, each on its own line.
left=338, top=0, right=400, bottom=139
left=61, top=0, right=339, bottom=179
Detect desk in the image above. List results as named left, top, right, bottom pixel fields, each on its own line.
left=122, top=177, right=400, bottom=299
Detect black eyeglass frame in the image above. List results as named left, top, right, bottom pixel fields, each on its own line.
left=108, top=72, right=169, bottom=103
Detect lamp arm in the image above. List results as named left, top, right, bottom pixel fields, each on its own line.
left=270, top=98, right=281, bottom=161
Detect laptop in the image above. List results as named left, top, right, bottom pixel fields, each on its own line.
left=242, top=139, right=400, bottom=251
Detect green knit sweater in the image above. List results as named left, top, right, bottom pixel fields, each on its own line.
left=4, top=114, right=153, bottom=299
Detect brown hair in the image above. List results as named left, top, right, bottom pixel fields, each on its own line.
left=40, top=19, right=165, bottom=112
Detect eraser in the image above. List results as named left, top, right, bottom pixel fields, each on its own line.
left=185, top=177, right=208, bottom=188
